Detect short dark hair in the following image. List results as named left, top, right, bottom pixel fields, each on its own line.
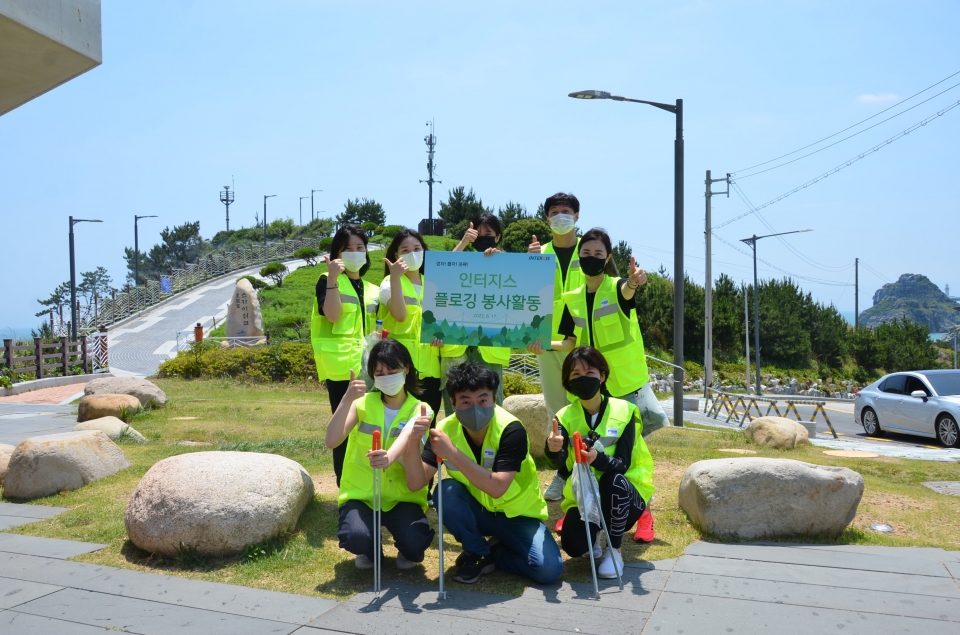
left=561, top=346, right=610, bottom=393
left=445, top=361, right=499, bottom=399
left=384, top=228, right=428, bottom=276
left=579, top=228, right=620, bottom=276
left=367, top=338, right=421, bottom=397
left=470, top=212, right=502, bottom=243
left=544, top=192, right=580, bottom=216
left=330, top=224, right=371, bottom=276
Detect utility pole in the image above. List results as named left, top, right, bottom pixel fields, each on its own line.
left=744, top=283, right=750, bottom=392
left=854, top=257, right=859, bottom=329
left=263, top=194, right=276, bottom=256
left=311, top=189, right=322, bottom=224
left=704, top=170, right=729, bottom=396
left=220, top=185, right=234, bottom=231
left=420, top=120, right=441, bottom=235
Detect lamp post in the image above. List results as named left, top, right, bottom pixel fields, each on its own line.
left=569, top=89, right=685, bottom=425
left=134, top=215, right=158, bottom=288
left=263, top=194, right=276, bottom=255
left=68, top=216, right=103, bottom=341
left=300, top=197, right=308, bottom=226
left=953, top=305, right=960, bottom=369
left=311, top=189, right=322, bottom=224
left=740, top=229, right=812, bottom=395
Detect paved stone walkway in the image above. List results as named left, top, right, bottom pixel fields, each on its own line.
left=0, top=404, right=78, bottom=446
left=0, top=384, right=87, bottom=405
left=2, top=503, right=958, bottom=634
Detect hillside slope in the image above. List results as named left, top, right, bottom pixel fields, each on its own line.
left=859, top=273, right=960, bottom=331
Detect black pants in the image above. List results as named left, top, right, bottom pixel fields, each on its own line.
left=337, top=499, right=435, bottom=562
left=560, top=471, right=646, bottom=553
left=419, top=376, right=442, bottom=424
left=326, top=379, right=351, bottom=486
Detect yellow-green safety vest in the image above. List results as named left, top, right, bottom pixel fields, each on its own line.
left=557, top=397, right=654, bottom=513
left=378, top=275, right=441, bottom=379
left=562, top=275, right=649, bottom=396
left=338, top=391, right=430, bottom=511
left=310, top=275, right=379, bottom=382
left=439, top=344, right=511, bottom=367
left=437, top=405, right=548, bottom=521
left=543, top=240, right=584, bottom=341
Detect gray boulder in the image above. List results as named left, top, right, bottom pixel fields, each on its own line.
left=502, top=394, right=548, bottom=458
left=74, top=416, right=146, bottom=443
left=679, top=458, right=863, bottom=539
left=0, top=443, right=14, bottom=485
left=85, top=377, right=167, bottom=408
left=744, top=416, right=810, bottom=449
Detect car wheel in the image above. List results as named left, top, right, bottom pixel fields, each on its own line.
left=862, top=408, right=884, bottom=437
left=936, top=415, right=960, bottom=448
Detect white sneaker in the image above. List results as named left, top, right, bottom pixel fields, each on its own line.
left=582, top=539, right=602, bottom=560
left=355, top=553, right=374, bottom=570
left=396, top=553, right=418, bottom=570
left=597, top=548, right=623, bottom=579
left=544, top=473, right=565, bottom=501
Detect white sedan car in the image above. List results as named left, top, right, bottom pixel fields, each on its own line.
left=854, top=370, right=960, bottom=447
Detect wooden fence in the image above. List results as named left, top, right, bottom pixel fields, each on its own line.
left=3, top=336, right=92, bottom=380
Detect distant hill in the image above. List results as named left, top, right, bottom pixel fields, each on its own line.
left=859, top=273, right=960, bottom=332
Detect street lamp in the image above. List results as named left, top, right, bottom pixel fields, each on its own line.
left=300, top=197, right=308, bottom=226
left=68, top=216, right=103, bottom=341
left=134, top=215, right=158, bottom=288
left=311, top=189, right=322, bottom=224
left=263, top=195, right=276, bottom=255
left=740, top=229, right=812, bottom=395
left=569, top=89, right=685, bottom=425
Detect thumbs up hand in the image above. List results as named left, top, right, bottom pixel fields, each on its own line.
left=324, top=254, right=345, bottom=278
left=345, top=369, right=367, bottom=403
left=383, top=256, right=408, bottom=278
left=410, top=403, right=432, bottom=438
left=547, top=418, right=563, bottom=453
left=464, top=222, right=478, bottom=243
left=628, top=256, right=647, bottom=288
left=528, top=234, right=541, bottom=254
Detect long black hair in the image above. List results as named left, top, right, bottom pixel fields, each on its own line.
left=330, top=224, right=371, bottom=276
left=579, top=228, right=620, bottom=277
left=384, top=228, right=428, bottom=276
left=367, top=338, right=421, bottom=396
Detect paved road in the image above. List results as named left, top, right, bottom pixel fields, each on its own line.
left=0, top=404, right=78, bottom=446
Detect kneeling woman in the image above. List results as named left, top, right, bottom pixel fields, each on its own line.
left=545, top=346, right=654, bottom=578
left=324, top=338, right=435, bottom=570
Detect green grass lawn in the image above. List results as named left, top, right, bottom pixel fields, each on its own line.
left=3, top=378, right=959, bottom=600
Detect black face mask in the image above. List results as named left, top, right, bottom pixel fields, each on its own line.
left=473, top=235, right=498, bottom=252
left=569, top=376, right=602, bottom=400
left=579, top=256, right=607, bottom=277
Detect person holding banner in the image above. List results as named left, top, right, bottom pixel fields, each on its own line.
left=441, top=212, right=511, bottom=408
left=527, top=193, right=584, bottom=502
left=379, top=229, right=444, bottom=420
left=325, top=338, right=435, bottom=571
left=404, top=362, right=563, bottom=585
left=545, top=346, right=653, bottom=578
left=312, top=224, right=380, bottom=485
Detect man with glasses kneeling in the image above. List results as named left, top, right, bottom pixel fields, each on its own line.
left=404, top=362, right=563, bottom=585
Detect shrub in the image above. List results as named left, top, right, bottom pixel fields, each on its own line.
left=381, top=224, right=404, bottom=239
left=157, top=342, right=316, bottom=382
left=239, top=275, right=268, bottom=290
left=503, top=373, right=541, bottom=397
left=294, top=247, right=320, bottom=267
left=318, top=237, right=333, bottom=251
left=260, top=262, right=289, bottom=288
left=361, top=222, right=378, bottom=236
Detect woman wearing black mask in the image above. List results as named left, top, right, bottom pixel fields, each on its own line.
left=544, top=346, right=653, bottom=579
left=442, top=213, right=511, bottom=411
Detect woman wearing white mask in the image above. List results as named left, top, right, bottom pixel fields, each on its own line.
left=312, top=224, right=380, bottom=486
left=326, top=339, right=435, bottom=571
left=380, top=228, right=443, bottom=420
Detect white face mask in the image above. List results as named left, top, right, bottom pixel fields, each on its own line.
left=401, top=250, right=424, bottom=270
left=549, top=214, right=576, bottom=235
left=340, top=251, right=367, bottom=272
left=374, top=371, right=406, bottom=396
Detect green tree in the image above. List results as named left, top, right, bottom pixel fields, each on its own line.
left=294, top=247, right=320, bottom=267
left=35, top=281, right=71, bottom=317
left=500, top=218, right=551, bottom=254
left=611, top=241, right=632, bottom=278
left=497, top=201, right=529, bottom=231
left=260, top=262, right=289, bottom=288
left=124, top=221, right=206, bottom=283
left=337, top=198, right=386, bottom=227
left=438, top=187, right=492, bottom=238
left=874, top=318, right=938, bottom=372
left=712, top=274, right=745, bottom=357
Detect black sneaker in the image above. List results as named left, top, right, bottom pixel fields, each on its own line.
left=455, top=537, right=499, bottom=567
left=453, top=551, right=496, bottom=584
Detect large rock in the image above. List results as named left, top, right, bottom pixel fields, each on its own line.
left=3, top=431, right=131, bottom=499
left=125, top=451, right=314, bottom=556
left=84, top=377, right=167, bottom=408
left=745, top=416, right=810, bottom=449
left=77, top=394, right=142, bottom=422
left=503, top=394, right=548, bottom=458
left=679, top=458, right=863, bottom=539
left=74, top=416, right=146, bottom=443
left=0, top=443, right=14, bottom=485
left=225, top=278, right=264, bottom=337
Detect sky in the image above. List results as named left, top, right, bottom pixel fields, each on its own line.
left=2, top=0, right=959, bottom=334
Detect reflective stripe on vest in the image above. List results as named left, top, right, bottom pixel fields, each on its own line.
left=561, top=276, right=649, bottom=396
left=556, top=397, right=655, bottom=513
left=338, top=392, right=429, bottom=511
left=310, top=276, right=379, bottom=382
left=543, top=240, right=584, bottom=341
left=436, top=406, right=548, bottom=522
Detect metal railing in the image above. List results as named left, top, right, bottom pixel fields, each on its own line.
left=704, top=388, right=838, bottom=439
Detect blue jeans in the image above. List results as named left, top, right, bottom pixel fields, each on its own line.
left=438, top=478, right=563, bottom=585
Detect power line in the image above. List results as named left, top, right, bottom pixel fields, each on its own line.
left=716, top=99, right=960, bottom=230
left=735, top=80, right=960, bottom=180
left=732, top=69, right=960, bottom=174
left=712, top=232, right=854, bottom=287
left=859, top=261, right=892, bottom=284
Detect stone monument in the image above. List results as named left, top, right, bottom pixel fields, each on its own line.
left=225, top=278, right=264, bottom=337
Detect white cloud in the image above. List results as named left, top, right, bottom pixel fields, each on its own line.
left=857, top=93, right=899, bottom=103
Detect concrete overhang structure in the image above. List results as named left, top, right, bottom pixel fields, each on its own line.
left=0, top=0, right=102, bottom=116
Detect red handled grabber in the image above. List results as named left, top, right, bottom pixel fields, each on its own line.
left=372, top=430, right=383, bottom=597
left=436, top=457, right=447, bottom=600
